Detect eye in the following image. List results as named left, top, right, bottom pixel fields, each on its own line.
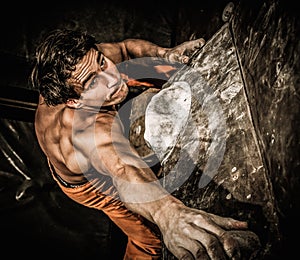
left=100, top=56, right=107, bottom=70
left=88, top=75, right=99, bottom=89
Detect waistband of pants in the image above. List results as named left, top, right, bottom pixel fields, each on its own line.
left=47, top=158, right=88, bottom=188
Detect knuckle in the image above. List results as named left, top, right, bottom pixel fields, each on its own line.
left=207, top=236, right=221, bottom=250
left=196, top=247, right=209, bottom=260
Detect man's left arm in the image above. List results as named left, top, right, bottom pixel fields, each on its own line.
left=97, top=38, right=205, bottom=64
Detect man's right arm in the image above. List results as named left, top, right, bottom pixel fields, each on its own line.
left=74, top=113, right=250, bottom=260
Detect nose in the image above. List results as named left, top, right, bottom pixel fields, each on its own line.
left=103, top=66, right=121, bottom=89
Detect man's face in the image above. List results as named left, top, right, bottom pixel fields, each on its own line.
left=70, top=48, right=128, bottom=108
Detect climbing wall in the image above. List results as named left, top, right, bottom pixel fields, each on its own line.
left=139, top=21, right=275, bottom=259
left=134, top=1, right=299, bottom=259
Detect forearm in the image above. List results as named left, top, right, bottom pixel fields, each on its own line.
left=122, top=39, right=168, bottom=59
left=91, top=144, right=177, bottom=223
left=87, top=124, right=176, bottom=223
left=111, top=164, right=183, bottom=224
left=121, top=38, right=206, bottom=63
left=97, top=38, right=205, bottom=65
left=97, top=39, right=169, bottom=63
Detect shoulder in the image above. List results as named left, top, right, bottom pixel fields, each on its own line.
left=96, top=42, right=128, bottom=64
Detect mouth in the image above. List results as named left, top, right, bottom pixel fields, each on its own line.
left=110, top=81, right=128, bottom=98
left=110, top=76, right=124, bottom=90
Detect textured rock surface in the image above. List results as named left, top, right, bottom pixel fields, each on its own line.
left=130, top=1, right=300, bottom=259
left=139, top=23, right=268, bottom=259
left=230, top=1, right=300, bottom=258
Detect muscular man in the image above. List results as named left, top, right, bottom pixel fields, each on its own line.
left=31, top=29, right=248, bottom=259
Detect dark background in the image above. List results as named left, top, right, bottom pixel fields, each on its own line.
left=0, top=0, right=299, bottom=259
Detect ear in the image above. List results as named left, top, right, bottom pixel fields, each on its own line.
left=66, top=99, right=81, bottom=108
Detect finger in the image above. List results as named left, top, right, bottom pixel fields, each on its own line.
left=180, top=251, right=194, bottom=260
left=207, top=213, right=248, bottom=230
left=180, top=55, right=190, bottom=63
left=186, top=38, right=205, bottom=50
left=183, top=225, right=227, bottom=260
left=199, top=38, right=205, bottom=46
left=196, top=38, right=206, bottom=48
left=187, top=241, right=210, bottom=260
left=201, top=224, right=241, bottom=259
left=166, top=52, right=179, bottom=63
left=182, top=38, right=206, bottom=59
left=191, top=214, right=241, bottom=259
left=219, top=232, right=241, bottom=259
left=194, top=219, right=241, bottom=259
left=195, top=231, right=227, bottom=260
left=170, top=246, right=194, bottom=260
left=176, top=237, right=210, bottom=260
left=166, top=234, right=209, bottom=259
left=185, top=210, right=246, bottom=259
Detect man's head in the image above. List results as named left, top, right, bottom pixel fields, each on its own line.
left=66, top=45, right=128, bottom=109
left=31, top=28, right=128, bottom=108
left=31, top=29, right=97, bottom=106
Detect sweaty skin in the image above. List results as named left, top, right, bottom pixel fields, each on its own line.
left=34, top=37, right=248, bottom=259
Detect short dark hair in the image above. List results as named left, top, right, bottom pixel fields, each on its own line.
left=30, top=29, right=97, bottom=106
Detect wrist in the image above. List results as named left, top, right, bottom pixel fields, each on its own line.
left=157, top=47, right=169, bottom=59
left=152, top=195, right=184, bottom=228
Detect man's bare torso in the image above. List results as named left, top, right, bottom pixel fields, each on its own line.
left=35, top=94, right=119, bottom=185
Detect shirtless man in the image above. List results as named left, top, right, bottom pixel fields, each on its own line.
left=31, top=28, right=248, bottom=259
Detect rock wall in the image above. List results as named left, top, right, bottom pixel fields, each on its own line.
left=131, top=1, right=299, bottom=259
left=231, top=0, right=299, bottom=258
left=141, top=22, right=274, bottom=260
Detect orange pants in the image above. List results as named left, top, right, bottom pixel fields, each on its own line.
left=49, top=165, right=162, bottom=259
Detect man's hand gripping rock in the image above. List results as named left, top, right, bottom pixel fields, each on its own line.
left=153, top=197, right=260, bottom=260
left=163, top=38, right=206, bottom=64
